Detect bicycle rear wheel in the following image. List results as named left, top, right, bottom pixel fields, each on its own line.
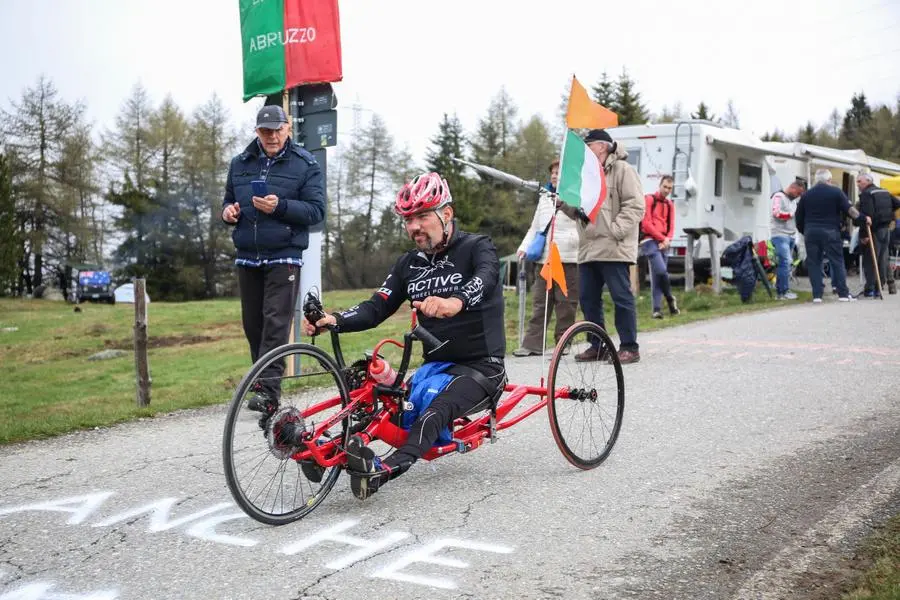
left=546, top=321, right=624, bottom=469
left=223, top=343, right=350, bottom=525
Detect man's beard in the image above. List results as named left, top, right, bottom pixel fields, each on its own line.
left=414, top=235, right=436, bottom=252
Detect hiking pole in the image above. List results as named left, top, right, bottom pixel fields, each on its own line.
left=866, top=223, right=884, bottom=299
left=517, top=258, right=526, bottom=348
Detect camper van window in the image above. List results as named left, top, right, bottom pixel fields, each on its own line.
left=625, top=148, right=641, bottom=172
left=738, top=159, right=762, bottom=193
left=714, top=159, right=724, bottom=197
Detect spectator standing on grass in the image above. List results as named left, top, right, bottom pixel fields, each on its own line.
left=640, top=175, right=680, bottom=319
left=222, top=105, right=325, bottom=415
left=770, top=178, right=806, bottom=300
left=513, top=160, right=580, bottom=356
left=795, top=169, right=867, bottom=303
left=856, top=172, right=900, bottom=297
left=556, top=129, right=645, bottom=364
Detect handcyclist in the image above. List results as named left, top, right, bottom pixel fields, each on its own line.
left=302, top=172, right=507, bottom=500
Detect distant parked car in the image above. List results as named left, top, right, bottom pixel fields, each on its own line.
left=65, top=264, right=115, bottom=304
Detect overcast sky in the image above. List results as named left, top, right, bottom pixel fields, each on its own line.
left=1, top=0, right=898, bottom=165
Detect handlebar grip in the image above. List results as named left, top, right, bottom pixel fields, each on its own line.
left=411, top=323, right=447, bottom=355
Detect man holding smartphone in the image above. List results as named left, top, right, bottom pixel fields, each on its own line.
left=222, top=104, right=325, bottom=417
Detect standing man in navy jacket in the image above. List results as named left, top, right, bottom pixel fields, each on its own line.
left=222, top=105, right=325, bottom=414
left=795, top=169, right=867, bottom=303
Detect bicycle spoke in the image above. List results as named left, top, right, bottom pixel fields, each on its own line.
left=223, top=343, right=350, bottom=525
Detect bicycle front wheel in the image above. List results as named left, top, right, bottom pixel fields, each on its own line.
left=546, top=321, right=624, bottom=469
left=223, top=343, right=350, bottom=525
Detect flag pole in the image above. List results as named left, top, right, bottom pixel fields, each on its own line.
left=540, top=75, right=576, bottom=388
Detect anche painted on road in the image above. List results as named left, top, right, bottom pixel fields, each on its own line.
left=0, top=297, right=898, bottom=599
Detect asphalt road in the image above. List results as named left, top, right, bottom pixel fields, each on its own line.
left=1, top=294, right=898, bottom=600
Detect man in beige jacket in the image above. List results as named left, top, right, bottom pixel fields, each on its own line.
left=557, top=129, right=645, bottom=364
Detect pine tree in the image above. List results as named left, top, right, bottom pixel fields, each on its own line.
left=149, top=95, right=187, bottom=203
left=0, top=76, right=80, bottom=291
left=760, top=129, right=789, bottom=142
left=691, top=102, right=716, bottom=122
left=613, top=69, right=649, bottom=126
left=0, top=152, right=19, bottom=296
left=506, top=115, right=558, bottom=186
left=469, top=89, right=522, bottom=256
left=721, top=99, right=740, bottom=129
left=591, top=72, right=616, bottom=109
left=857, top=105, right=898, bottom=161
left=425, top=113, right=478, bottom=228
left=471, top=88, right=518, bottom=167
left=840, top=92, right=873, bottom=148
left=338, top=113, right=414, bottom=287
left=52, top=119, right=104, bottom=293
left=183, top=94, right=236, bottom=297
left=796, top=121, right=818, bottom=144
left=827, top=108, right=842, bottom=139
left=105, top=84, right=160, bottom=278
left=105, top=83, right=157, bottom=193
left=656, top=102, right=684, bottom=123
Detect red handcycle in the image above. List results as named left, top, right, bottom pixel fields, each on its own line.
left=223, top=292, right=625, bottom=525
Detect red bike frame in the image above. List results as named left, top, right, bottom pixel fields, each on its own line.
left=284, top=334, right=568, bottom=468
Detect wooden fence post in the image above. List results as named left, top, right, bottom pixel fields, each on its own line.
left=133, top=278, right=151, bottom=407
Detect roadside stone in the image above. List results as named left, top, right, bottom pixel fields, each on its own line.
left=87, top=349, right=128, bottom=361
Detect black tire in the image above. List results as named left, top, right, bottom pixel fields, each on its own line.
left=223, top=343, right=350, bottom=525
left=546, top=321, right=624, bottom=469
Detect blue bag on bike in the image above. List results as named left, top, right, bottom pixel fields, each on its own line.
left=402, top=361, right=454, bottom=445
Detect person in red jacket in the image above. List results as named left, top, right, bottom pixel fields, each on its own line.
left=640, top=176, right=679, bottom=319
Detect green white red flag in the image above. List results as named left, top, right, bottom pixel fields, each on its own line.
left=558, top=130, right=607, bottom=223
left=239, top=0, right=343, bottom=101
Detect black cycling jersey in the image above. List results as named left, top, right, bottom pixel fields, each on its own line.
left=333, top=227, right=506, bottom=363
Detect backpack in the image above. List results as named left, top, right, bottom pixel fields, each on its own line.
left=640, top=194, right=671, bottom=240
left=871, top=189, right=896, bottom=226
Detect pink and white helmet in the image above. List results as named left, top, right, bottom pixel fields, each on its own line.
left=394, top=172, right=452, bottom=217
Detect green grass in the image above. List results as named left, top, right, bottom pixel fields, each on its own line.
left=504, top=280, right=810, bottom=347
left=843, top=513, right=900, bottom=599
left=0, top=282, right=803, bottom=445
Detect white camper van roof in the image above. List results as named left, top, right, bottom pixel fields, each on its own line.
left=609, top=121, right=798, bottom=159
left=703, top=127, right=799, bottom=160
left=760, top=142, right=900, bottom=175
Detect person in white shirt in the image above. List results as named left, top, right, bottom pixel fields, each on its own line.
left=770, top=178, right=806, bottom=300
left=513, top=160, right=580, bottom=356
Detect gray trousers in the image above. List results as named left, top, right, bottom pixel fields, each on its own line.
left=522, top=262, right=579, bottom=351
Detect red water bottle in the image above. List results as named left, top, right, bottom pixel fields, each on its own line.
left=368, top=356, right=397, bottom=385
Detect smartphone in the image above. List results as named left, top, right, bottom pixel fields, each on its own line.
left=251, top=179, right=268, bottom=197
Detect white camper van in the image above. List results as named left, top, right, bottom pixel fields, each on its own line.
left=608, top=120, right=797, bottom=278
left=762, top=142, right=900, bottom=202
left=609, top=122, right=900, bottom=280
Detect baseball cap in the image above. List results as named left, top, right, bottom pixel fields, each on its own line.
left=256, top=105, right=289, bottom=130
left=583, top=129, right=614, bottom=145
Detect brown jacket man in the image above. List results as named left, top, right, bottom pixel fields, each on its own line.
left=558, top=129, right=644, bottom=364
left=560, top=144, right=645, bottom=263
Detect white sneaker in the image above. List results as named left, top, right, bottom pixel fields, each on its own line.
left=812, top=298, right=823, bottom=304
left=783, top=291, right=798, bottom=300
left=838, top=296, right=857, bottom=302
